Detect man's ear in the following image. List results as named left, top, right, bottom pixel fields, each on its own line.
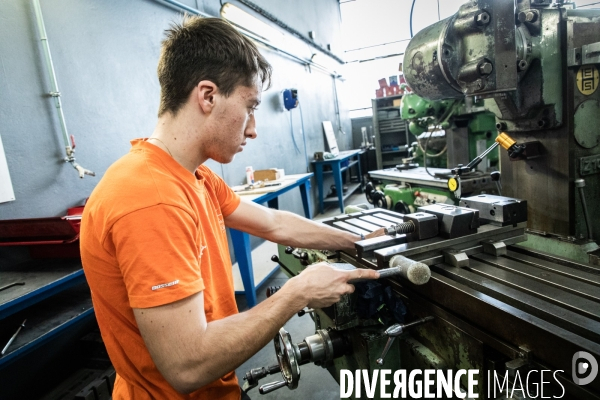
left=196, top=80, right=218, bottom=114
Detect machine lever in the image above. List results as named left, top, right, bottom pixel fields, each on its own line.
left=271, top=255, right=297, bottom=277
left=376, top=316, right=434, bottom=365
left=259, top=380, right=288, bottom=394
left=242, top=364, right=281, bottom=393
left=297, top=308, right=315, bottom=317
left=336, top=256, right=430, bottom=286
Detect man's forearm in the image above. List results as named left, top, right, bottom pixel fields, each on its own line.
left=268, top=210, right=359, bottom=251
left=174, top=280, right=307, bottom=392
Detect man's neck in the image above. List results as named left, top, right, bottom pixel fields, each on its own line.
left=151, top=109, right=208, bottom=174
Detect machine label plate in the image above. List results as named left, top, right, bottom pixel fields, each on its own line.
left=577, top=65, right=599, bottom=96
left=580, top=154, right=600, bottom=176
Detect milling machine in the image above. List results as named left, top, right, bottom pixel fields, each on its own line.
left=401, top=93, right=499, bottom=171
left=242, top=1, right=600, bottom=399
left=243, top=195, right=600, bottom=399
left=365, top=93, right=500, bottom=216
left=402, top=0, right=600, bottom=263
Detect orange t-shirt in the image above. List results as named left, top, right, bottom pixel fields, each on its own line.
left=80, top=139, right=241, bottom=400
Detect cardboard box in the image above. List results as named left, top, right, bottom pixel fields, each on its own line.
left=254, top=169, right=280, bottom=182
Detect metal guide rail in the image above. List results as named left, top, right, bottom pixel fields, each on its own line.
left=245, top=194, right=600, bottom=399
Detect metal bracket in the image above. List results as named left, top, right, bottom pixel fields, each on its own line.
left=508, top=140, right=542, bottom=161
left=443, top=249, right=470, bottom=267
left=583, top=41, right=600, bottom=65
left=568, top=41, right=600, bottom=66
left=315, top=312, right=322, bottom=330
left=506, top=346, right=533, bottom=377
left=482, top=240, right=507, bottom=257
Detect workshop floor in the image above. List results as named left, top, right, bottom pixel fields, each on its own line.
left=234, top=191, right=369, bottom=399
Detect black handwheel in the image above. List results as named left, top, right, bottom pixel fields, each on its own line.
left=394, top=201, right=411, bottom=214
left=371, top=190, right=388, bottom=209
left=365, top=182, right=375, bottom=204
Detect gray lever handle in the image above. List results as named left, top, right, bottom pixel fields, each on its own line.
left=347, top=256, right=431, bottom=286
left=375, top=324, right=404, bottom=365
left=259, top=380, right=288, bottom=394
left=376, top=317, right=435, bottom=365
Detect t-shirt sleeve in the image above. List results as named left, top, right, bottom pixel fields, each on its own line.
left=109, top=204, right=205, bottom=309
left=204, top=167, right=240, bottom=217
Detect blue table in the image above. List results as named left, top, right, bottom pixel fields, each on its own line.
left=312, top=150, right=363, bottom=214
left=228, top=173, right=313, bottom=307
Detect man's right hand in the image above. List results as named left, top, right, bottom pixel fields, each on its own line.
left=286, top=263, right=379, bottom=309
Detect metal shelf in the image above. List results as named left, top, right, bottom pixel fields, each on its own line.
left=373, top=96, right=410, bottom=170
left=0, top=259, right=85, bottom=320
left=377, top=105, right=401, bottom=111
left=323, top=182, right=362, bottom=204
left=0, top=282, right=93, bottom=367
left=322, top=159, right=359, bottom=175
left=381, top=147, right=409, bottom=155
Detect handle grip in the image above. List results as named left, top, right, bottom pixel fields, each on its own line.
left=259, top=380, right=287, bottom=394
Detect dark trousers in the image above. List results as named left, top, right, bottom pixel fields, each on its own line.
left=240, top=386, right=251, bottom=400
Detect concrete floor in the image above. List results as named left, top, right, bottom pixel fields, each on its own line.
left=234, top=191, right=370, bottom=399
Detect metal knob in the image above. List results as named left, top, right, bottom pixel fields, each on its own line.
left=490, top=171, right=502, bottom=195
left=266, top=286, right=281, bottom=298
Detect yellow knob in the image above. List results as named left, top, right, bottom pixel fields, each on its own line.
left=496, top=132, right=516, bottom=150
left=447, top=177, right=459, bottom=192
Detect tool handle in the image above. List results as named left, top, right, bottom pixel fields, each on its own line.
left=376, top=336, right=396, bottom=366
left=259, top=380, right=287, bottom=394
left=388, top=255, right=431, bottom=285
left=1, top=325, right=24, bottom=355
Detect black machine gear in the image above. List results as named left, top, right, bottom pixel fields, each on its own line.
left=370, top=190, right=388, bottom=209
left=365, top=181, right=375, bottom=204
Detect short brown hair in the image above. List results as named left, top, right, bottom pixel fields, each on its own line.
left=157, top=17, right=272, bottom=117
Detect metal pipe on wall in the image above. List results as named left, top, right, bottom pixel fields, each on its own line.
left=32, top=0, right=95, bottom=178
left=155, top=0, right=342, bottom=79
left=234, top=0, right=345, bottom=64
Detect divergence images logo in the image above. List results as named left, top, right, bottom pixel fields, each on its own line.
left=572, top=351, right=598, bottom=386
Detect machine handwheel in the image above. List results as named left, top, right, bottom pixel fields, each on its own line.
left=274, top=327, right=301, bottom=389
left=371, top=190, right=388, bottom=209
left=394, top=200, right=411, bottom=214
left=365, top=181, right=375, bottom=204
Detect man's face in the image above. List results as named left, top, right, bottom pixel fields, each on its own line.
left=203, top=76, right=262, bottom=164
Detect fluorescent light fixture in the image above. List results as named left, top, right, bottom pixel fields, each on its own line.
left=221, top=3, right=283, bottom=44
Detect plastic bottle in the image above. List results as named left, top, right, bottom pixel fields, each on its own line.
left=245, top=166, right=254, bottom=184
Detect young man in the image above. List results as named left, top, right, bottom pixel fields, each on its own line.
left=80, top=17, right=379, bottom=400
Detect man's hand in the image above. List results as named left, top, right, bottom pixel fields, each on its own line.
left=286, top=263, right=379, bottom=309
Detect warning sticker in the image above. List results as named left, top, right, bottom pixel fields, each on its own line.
left=577, top=65, right=599, bottom=96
